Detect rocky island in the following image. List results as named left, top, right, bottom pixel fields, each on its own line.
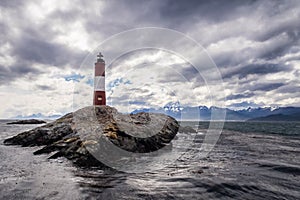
left=7, top=119, right=47, bottom=124
left=4, top=106, right=179, bottom=168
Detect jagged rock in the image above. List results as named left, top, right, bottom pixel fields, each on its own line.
left=4, top=106, right=179, bottom=167
left=7, top=119, right=47, bottom=125
left=4, top=113, right=73, bottom=146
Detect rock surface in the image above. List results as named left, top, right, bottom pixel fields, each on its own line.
left=4, top=106, right=179, bottom=167
left=7, top=119, right=47, bottom=125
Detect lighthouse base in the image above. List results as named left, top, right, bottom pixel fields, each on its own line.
left=93, top=91, right=106, bottom=105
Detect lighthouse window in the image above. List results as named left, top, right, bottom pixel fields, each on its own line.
left=97, top=96, right=102, bottom=101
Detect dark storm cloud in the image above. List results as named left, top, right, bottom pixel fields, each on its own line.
left=35, top=84, right=56, bottom=91
left=178, top=65, right=199, bottom=81
left=231, top=78, right=289, bottom=96
left=0, top=66, right=11, bottom=85
left=227, top=92, right=255, bottom=100
left=0, top=64, right=42, bottom=85
left=84, top=0, right=161, bottom=38
left=254, top=16, right=300, bottom=42
left=159, top=0, right=256, bottom=24
left=260, top=32, right=300, bottom=60
left=1, top=0, right=300, bottom=108
left=156, top=63, right=203, bottom=84
left=12, top=35, right=86, bottom=67
left=10, top=63, right=40, bottom=74
left=252, top=82, right=285, bottom=92
left=232, top=80, right=286, bottom=94
left=48, top=9, right=81, bottom=23
left=0, top=2, right=88, bottom=85
left=1, top=28, right=87, bottom=85
left=0, top=0, right=25, bottom=8
left=0, top=22, right=9, bottom=37
left=216, top=35, right=299, bottom=69
left=222, top=63, right=293, bottom=79
left=157, top=0, right=300, bottom=82
left=276, top=83, right=300, bottom=94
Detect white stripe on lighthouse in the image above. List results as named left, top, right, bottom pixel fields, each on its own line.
left=94, top=76, right=105, bottom=91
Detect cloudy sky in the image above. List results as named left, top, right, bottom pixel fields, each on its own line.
left=0, top=0, right=299, bottom=117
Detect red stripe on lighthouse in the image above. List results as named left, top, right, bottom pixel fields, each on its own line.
left=93, top=52, right=106, bottom=106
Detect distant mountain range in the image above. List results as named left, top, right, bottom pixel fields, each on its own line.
left=247, top=113, right=300, bottom=122
left=13, top=113, right=62, bottom=119
left=131, top=102, right=300, bottom=121
left=13, top=103, right=300, bottom=121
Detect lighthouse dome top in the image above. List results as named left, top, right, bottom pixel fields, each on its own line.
left=96, top=52, right=105, bottom=63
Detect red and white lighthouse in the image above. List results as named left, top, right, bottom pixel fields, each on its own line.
left=93, top=52, right=106, bottom=105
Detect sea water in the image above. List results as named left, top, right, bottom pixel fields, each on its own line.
left=0, top=120, right=299, bottom=199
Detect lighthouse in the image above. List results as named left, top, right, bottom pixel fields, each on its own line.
left=93, top=52, right=106, bottom=105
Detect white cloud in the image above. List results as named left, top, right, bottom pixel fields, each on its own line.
left=0, top=67, right=75, bottom=117
left=0, top=0, right=300, bottom=117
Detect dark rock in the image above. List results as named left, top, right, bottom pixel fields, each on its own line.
left=7, top=119, right=47, bottom=125
left=4, top=106, right=179, bottom=168
left=4, top=113, right=73, bottom=146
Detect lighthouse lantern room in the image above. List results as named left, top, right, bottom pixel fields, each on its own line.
left=93, top=52, right=106, bottom=105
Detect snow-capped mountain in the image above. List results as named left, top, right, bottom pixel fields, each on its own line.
left=132, top=103, right=300, bottom=121
left=15, top=105, right=300, bottom=121
left=163, top=101, right=183, bottom=112
left=13, top=113, right=62, bottom=119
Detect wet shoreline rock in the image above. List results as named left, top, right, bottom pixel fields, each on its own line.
left=4, top=106, right=179, bottom=168
left=4, top=113, right=73, bottom=146
left=7, top=119, right=47, bottom=125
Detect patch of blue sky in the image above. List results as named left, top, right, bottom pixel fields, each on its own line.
left=64, top=74, right=85, bottom=82
left=129, top=100, right=146, bottom=105
left=107, top=77, right=132, bottom=91
left=85, top=77, right=94, bottom=87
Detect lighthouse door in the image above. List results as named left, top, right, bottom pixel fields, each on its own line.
left=97, top=95, right=103, bottom=104
left=94, top=91, right=106, bottom=105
